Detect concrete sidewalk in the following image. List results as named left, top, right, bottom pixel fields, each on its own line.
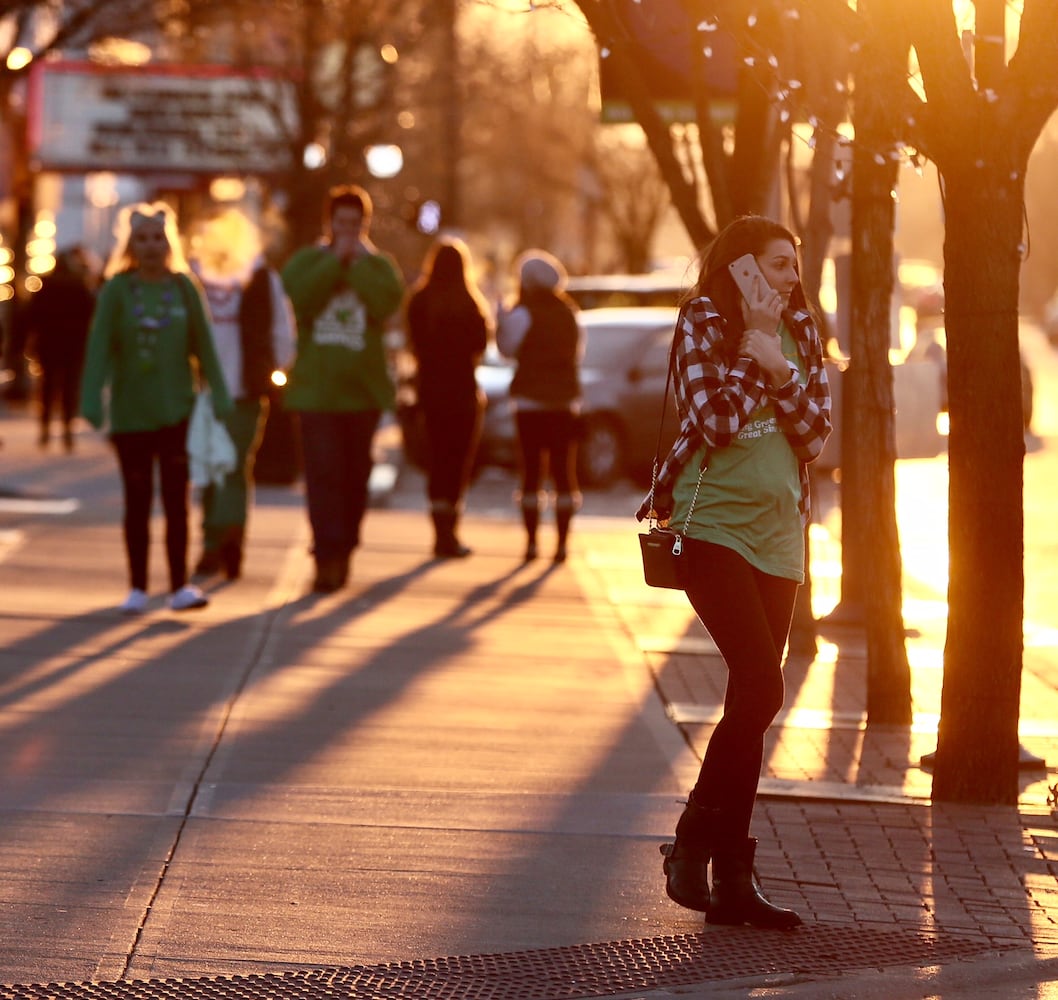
left=1, top=406, right=1058, bottom=998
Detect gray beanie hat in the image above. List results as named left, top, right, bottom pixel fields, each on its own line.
left=517, top=249, right=566, bottom=291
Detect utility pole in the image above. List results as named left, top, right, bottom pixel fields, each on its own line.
left=438, top=0, right=461, bottom=228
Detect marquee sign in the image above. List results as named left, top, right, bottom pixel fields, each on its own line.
left=27, top=61, right=297, bottom=175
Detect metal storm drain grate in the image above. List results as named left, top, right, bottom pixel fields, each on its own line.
left=0, top=925, right=1000, bottom=1000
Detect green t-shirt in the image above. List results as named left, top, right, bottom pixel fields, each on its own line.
left=670, top=324, right=806, bottom=582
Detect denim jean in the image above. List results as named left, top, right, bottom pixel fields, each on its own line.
left=298, top=409, right=380, bottom=562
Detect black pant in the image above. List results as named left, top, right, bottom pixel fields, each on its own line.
left=423, top=398, right=482, bottom=506
left=39, top=360, right=82, bottom=432
left=298, top=409, right=380, bottom=562
left=515, top=409, right=578, bottom=496
left=111, top=420, right=191, bottom=593
left=682, top=538, right=798, bottom=846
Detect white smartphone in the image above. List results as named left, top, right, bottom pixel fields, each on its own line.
left=727, top=253, right=770, bottom=302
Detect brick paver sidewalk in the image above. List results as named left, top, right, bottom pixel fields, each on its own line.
left=578, top=456, right=1058, bottom=965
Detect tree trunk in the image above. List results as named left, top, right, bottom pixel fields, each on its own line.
left=836, top=0, right=913, bottom=723
left=891, top=0, right=1058, bottom=804
left=728, top=63, right=781, bottom=218
left=931, top=161, right=1025, bottom=804
left=787, top=132, right=838, bottom=656
left=845, top=148, right=912, bottom=725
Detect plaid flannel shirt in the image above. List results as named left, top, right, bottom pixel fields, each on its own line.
left=641, top=295, right=832, bottom=528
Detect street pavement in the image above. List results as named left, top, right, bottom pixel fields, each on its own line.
left=1, top=335, right=1058, bottom=998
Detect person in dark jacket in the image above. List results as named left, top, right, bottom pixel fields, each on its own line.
left=406, top=238, right=490, bottom=558
left=497, top=250, right=582, bottom=563
left=24, top=246, right=97, bottom=452
left=191, top=210, right=296, bottom=579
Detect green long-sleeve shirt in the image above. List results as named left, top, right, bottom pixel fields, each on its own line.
left=281, top=246, right=405, bottom=412
left=80, top=271, right=232, bottom=433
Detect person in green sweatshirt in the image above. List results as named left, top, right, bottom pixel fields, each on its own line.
left=81, top=201, right=233, bottom=615
left=281, top=184, right=405, bottom=592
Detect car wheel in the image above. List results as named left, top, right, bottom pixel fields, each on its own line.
left=577, top=415, right=623, bottom=488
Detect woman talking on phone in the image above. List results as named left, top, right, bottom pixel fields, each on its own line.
left=638, top=215, right=831, bottom=929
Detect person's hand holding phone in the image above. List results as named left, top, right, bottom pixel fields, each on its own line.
left=742, top=277, right=783, bottom=335
left=728, top=254, right=791, bottom=387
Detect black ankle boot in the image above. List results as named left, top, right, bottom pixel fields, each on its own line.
left=554, top=493, right=576, bottom=563
left=659, top=793, right=717, bottom=912
left=431, top=507, right=470, bottom=558
left=312, top=556, right=347, bottom=593
left=520, top=497, right=540, bottom=562
left=707, top=837, right=801, bottom=930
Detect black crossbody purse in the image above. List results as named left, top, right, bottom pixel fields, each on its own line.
left=638, top=318, right=707, bottom=590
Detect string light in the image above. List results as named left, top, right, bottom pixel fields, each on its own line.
left=593, top=1, right=1028, bottom=188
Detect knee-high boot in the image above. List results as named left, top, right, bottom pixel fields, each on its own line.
left=554, top=492, right=580, bottom=563
left=707, top=836, right=801, bottom=930
left=659, top=791, right=718, bottom=912
left=520, top=494, right=541, bottom=561
left=431, top=501, right=471, bottom=558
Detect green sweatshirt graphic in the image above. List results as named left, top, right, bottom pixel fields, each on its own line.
left=80, top=271, right=233, bottom=433
left=281, top=246, right=405, bottom=412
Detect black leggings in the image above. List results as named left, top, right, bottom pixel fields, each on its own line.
left=682, top=538, right=798, bottom=846
left=423, top=399, right=482, bottom=507
left=111, top=420, right=191, bottom=593
left=515, top=409, right=578, bottom=497
left=39, top=360, right=82, bottom=430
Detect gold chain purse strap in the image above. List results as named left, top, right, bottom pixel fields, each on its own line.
left=646, top=306, right=707, bottom=555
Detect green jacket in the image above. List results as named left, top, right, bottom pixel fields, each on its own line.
left=80, top=271, right=232, bottom=433
left=281, top=246, right=405, bottom=412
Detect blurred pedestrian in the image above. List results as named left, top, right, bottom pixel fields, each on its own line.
left=405, top=237, right=489, bottom=558
left=282, top=184, right=404, bottom=593
left=80, top=201, right=233, bottom=615
left=24, top=246, right=97, bottom=452
left=497, top=250, right=582, bottom=563
left=190, top=209, right=296, bottom=580
left=637, top=215, right=832, bottom=929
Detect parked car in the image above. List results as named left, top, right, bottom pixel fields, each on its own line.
left=474, top=307, right=680, bottom=488
left=565, top=268, right=691, bottom=310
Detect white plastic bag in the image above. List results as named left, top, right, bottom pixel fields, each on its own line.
left=187, top=391, right=237, bottom=488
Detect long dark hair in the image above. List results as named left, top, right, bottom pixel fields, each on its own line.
left=685, top=215, right=809, bottom=346
left=411, top=237, right=491, bottom=321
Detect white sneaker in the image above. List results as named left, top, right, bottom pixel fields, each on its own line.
left=119, top=588, right=149, bottom=615
left=169, top=584, right=209, bottom=611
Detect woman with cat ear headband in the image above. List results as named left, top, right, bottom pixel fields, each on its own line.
left=81, top=200, right=233, bottom=615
